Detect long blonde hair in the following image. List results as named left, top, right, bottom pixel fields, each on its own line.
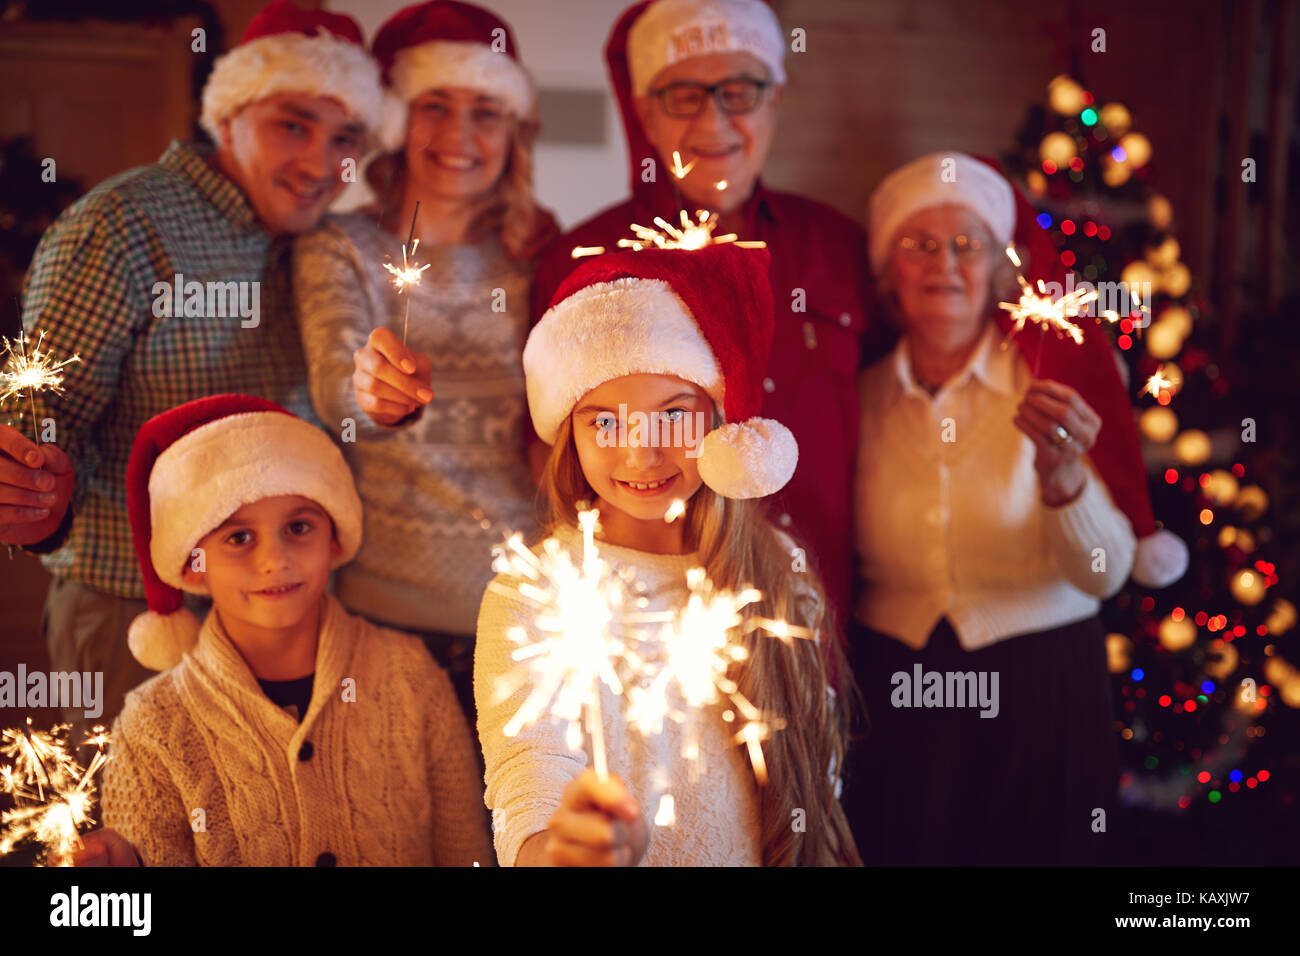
left=364, top=114, right=543, bottom=259
left=540, top=415, right=862, bottom=867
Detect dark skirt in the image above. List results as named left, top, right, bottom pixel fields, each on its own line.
left=842, top=615, right=1118, bottom=866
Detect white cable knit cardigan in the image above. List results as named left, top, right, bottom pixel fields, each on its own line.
left=475, top=523, right=765, bottom=867
left=102, top=595, right=493, bottom=866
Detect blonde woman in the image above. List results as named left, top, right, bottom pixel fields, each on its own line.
left=292, top=1, right=558, bottom=724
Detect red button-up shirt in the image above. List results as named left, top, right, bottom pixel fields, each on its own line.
left=531, top=181, right=874, bottom=644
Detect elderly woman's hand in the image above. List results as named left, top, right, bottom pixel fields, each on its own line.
left=1013, top=380, right=1102, bottom=507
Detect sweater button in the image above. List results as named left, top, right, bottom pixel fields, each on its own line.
left=298, top=741, right=314, bottom=761
left=839, top=312, right=852, bottom=327
left=315, top=852, right=336, bottom=867
left=778, top=513, right=792, bottom=527
left=762, top=377, right=775, bottom=393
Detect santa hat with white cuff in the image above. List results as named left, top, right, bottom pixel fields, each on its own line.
left=524, top=243, right=797, bottom=501
left=626, top=0, right=787, bottom=97
left=200, top=0, right=388, bottom=144
left=372, top=0, right=537, bottom=153
left=125, top=395, right=363, bottom=672
left=868, top=150, right=1189, bottom=589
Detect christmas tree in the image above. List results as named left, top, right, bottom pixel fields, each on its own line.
left=1002, top=75, right=1297, bottom=864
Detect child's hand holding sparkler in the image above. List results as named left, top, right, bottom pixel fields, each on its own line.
left=1013, top=380, right=1102, bottom=507
left=49, top=827, right=139, bottom=867
left=352, top=327, right=434, bottom=426
left=519, top=769, right=648, bottom=867
left=0, top=424, right=74, bottom=545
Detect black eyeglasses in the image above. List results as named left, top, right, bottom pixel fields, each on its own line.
left=651, top=78, right=771, bottom=118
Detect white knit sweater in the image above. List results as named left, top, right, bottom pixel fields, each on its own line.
left=102, top=595, right=493, bottom=866
left=474, top=523, right=764, bottom=867
left=855, top=323, right=1137, bottom=650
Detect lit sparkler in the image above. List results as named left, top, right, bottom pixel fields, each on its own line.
left=0, top=331, right=81, bottom=444
left=488, top=510, right=661, bottom=781
left=383, top=201, right=429, bottom=345
left=671, top=150, right=696, bottom=179
left=1141, top=364, right=1175, bottom=401
left=626, top=567, right=811, bottom=785
left=0, top=720, right=110, bottom=863
left=571, top=209, right=767, bottom=259
left=999, top=272, right=1088, bottom=346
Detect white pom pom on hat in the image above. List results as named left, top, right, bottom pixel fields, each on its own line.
left=525, top=243, right=796, bottom=500
left=125, top=394, right=363, bottom=671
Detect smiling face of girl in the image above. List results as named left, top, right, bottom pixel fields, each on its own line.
left=569, top=374, right=714, bottom=547
left=404, top=87, right=513, bottom=203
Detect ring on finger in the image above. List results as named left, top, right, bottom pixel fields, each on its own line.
left=1050, top=424, right=1073, bottom=447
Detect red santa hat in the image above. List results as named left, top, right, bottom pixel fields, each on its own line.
left=626, top=0, right=787, bottom=97
left=372, top=0, right=537, bottom=152
left=125, top=395, right=363, bottom=671
left=524, top=244, right=796, bottom=500
left=867, top=150, right=1188, bottom=589
left=200, top=0, right=388, bottom=143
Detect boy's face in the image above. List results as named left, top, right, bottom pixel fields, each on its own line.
left=570, top=373, right=712, bottom=523
left=216, top=93, right=365, bottom=235
left=181, top=494, right=340, bottom=634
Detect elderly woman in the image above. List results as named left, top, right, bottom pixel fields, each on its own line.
left=292, top=0, right=558, bottom=724
left=846, top=152, right=1156, bottom=866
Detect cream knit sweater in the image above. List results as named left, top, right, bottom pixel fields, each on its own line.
left=102, top=595, right=493, bottom=866
left=475, top=523, right=764, bottom=867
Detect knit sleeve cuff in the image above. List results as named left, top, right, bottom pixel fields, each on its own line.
left=1040, top=468, right=1136, bottom=594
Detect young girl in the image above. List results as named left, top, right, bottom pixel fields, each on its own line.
left=475, top=244, right=859, bottom=867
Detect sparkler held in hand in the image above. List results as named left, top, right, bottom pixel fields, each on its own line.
left=0, top=331, right=82, bottom=445
left=488, top=509, right=662, bottom=782
left=383, top=201, right=430, bottom=345
left=0, top=719, right=111, bottom=863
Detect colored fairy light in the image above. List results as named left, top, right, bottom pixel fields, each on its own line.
left=1111, top=146, right=1128, bottom=162
left=1131, top=668, right=1145, bottom=681
left=1036, top=212, right=1053, bottom=229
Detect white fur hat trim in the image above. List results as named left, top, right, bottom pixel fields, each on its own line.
left=524, top=277, right=723, bottom=444
left=381, top=40, right=536, bottom=151
left=628, top=0, right=787, bottom=96
left=200, top=30, right=387, bottom=142
left=147, top=412, right=362, bottom=593
left=867, top=151, right=1016, bottom=276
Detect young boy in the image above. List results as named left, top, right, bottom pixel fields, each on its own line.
left=66, top=394, right=491, bottom=866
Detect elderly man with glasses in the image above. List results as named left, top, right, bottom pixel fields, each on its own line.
left=531, top=0, right=875, bottom=657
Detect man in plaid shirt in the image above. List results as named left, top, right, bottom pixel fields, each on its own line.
left=0, top=2, right=388, bottom=732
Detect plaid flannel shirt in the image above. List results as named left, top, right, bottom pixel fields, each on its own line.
left=20, top=140, right=317, bottom=598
